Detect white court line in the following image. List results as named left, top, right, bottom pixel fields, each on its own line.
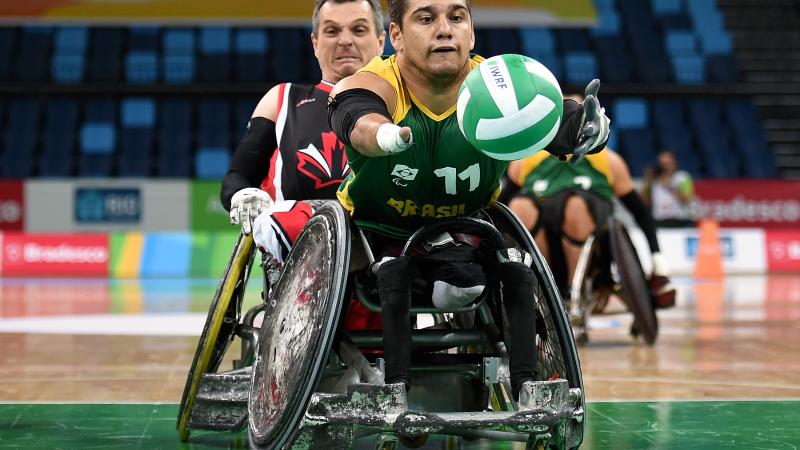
left=0, top=314, right=206, bottom=336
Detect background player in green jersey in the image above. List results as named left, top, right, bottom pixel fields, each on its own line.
left=328, top=0, right=610, bottom=399
left=504, top=146, right=676, bottom=310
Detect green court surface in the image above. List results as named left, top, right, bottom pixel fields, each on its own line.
left=2, top=401, right=799, bottom=449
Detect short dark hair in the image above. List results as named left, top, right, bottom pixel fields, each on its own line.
left=388, top=0, right=472, bottom=28
left=312, top=0, right=385, bottom=37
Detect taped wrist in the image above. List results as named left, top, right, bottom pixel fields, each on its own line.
left=328, top=88, right=392, bottom=147
left=619, top=190, right=660, bottom=253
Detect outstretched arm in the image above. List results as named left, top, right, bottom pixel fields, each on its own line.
left=328, top=72, right=411, bottom=157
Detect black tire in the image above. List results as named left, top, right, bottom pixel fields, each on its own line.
left=609, top=219, right=658, bottom=345
left=248, top=202, right=351, bottom=449
left=177, top=233, right=256, bottom=441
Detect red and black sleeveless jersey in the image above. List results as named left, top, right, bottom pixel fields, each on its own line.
left=260, top=81, right=350, bottom=201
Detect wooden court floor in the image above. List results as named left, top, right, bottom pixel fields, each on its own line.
left=1, top=275, right=799, bottom=448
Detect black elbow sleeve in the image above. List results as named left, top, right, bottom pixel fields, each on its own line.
left=328, top=88, right=393, bottom=147
left=220, top=117, right=276, bottom=211
left=619, top=190, right=660, bottom=253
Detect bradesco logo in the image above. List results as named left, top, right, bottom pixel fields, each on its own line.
left=1, top=234, right=109, bottom=276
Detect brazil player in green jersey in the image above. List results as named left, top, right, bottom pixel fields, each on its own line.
left=505, top=143, right=676, bottom=311
left=327, top=0, right=610, bottom=399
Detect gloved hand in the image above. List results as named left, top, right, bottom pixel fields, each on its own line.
left=229, top=188, right=273, bottom=235
left=572, top=79, right=611, bottom=163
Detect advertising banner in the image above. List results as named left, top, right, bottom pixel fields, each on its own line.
left=657, top=228, right=767, bottom=275
left=26, top=180, right=189, bottom=232
left=766, top=230, right=800, bottom=272
left=1, top=233, right=109, bottom=277
left=190, top=181, right=230, bottom=232
left=0, top=180, right=24, bottom=231
left=0, top=0, right=596, bottom=26
left=693, top=180, right=800, bottom=229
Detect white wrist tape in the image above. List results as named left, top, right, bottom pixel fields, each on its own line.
left=376, top=123, right=412, bottom=154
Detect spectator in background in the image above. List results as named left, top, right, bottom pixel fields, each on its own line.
left=643, top=150, right=696, bottom=228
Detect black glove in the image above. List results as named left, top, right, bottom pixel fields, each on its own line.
left=572, top=79, right=611, bottom=164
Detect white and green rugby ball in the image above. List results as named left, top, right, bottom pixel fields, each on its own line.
left=457, top=54, right=563, bottom=161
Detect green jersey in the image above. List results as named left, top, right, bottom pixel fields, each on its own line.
left=337, top=55, right=507, bottom=239
left=514, top=150, right=615, bottom=200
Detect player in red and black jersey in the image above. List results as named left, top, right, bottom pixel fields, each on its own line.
left=221, top=0, right=385, bottom=262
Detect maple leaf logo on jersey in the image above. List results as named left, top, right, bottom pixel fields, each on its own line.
left=296, top=131, right=350, bottom=190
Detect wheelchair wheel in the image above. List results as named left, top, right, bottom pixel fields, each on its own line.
left=486, top=203, right=584, bottom=393
left=248, top=202, right=351, bottom=449
left=177, top=233, right=256, bottom=442
left=609, top=219, right=658, bottom=345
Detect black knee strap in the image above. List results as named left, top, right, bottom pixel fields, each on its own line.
left=498, top=261, right=538, bottom=399
left=375, top=256, right=413, bottom=387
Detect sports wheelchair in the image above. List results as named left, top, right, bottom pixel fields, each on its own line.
left=177, top=201, right=585, bottom=449
left=567, top=217, right=658, bottom=346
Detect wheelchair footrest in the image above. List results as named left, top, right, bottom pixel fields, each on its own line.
left=297, top=379, right=583, bottom=449
left=188, top=368, right=251, bottom=431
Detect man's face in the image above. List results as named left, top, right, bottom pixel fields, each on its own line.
left=659, top=153, right=676, bottom=173
left=312, top=1, right=386, bottom=83
left=391, top=0, right=475, bottom=80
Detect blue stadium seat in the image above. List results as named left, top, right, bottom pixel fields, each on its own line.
left=0, top=28, right=16, bottom=81
left=54, top=27, right=88, bottom=53
left=157, top=128, right=192, bottom=177
left=688, top=99, right=723, bottom=129
left=80, top=123, right=116, bottom=154
left=564, top=52, right=598, bottom=84
left=195, top=148, right=230, bottom=178
left=519, top=28, right=556, bottom=55
left=88, top=28, right=123, bottom=82
left=612, top=98, right=648, bottom=129
left=665, top=31, right=697, bottom=56
left=200, top=26, right=231, bottom=81
left=16, top=26, right=52, bottom=82
left=125, top=51, right=158, bottom=83
left=163, top=54, right=194, bottom=83
left=51, top=54, right=85, bottom=83
left=122, top=98, right=156, bottom=128
left=235, top=28, right=269, bottom=82
left=696, top=127, right=737, bottom=178
left=671, top=55, right=705, bottom=84
left=651, top=0, right=682, bottom=16
left=591, top=9, right=621, bottom=36
left=129, top=26, right=160, bottom=51
left=162, top=29, right=196, bottom=83
left=698, top=30, right=733, bottom=55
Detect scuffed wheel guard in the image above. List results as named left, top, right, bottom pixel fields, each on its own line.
left=248, top=202, right=351, bottom=449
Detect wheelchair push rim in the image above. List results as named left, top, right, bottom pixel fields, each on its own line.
left=609, top=219, right=658, bottom=345
left=177, top=233, right=255, bottom=441
left=248, top=202, right=350, bottom=449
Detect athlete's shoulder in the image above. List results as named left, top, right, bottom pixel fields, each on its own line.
left=470, top=54, right=485, bottom=67
left=515, top=150, right=554, bottom=185
left=357, top=55, right=398, bottom=80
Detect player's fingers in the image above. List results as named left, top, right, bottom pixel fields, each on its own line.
left=583, top=96, right=598, bottom=121
left=399, top=127, right=412, bottom=143
left=584, top=79, right=600, bottom=99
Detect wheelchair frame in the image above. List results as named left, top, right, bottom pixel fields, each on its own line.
left=568, top=216, right=658, bottom=345
left=178, top=201, right=586, bottom=449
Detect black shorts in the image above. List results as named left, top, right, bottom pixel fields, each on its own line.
left=515, top=189, right=613, bottom=240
